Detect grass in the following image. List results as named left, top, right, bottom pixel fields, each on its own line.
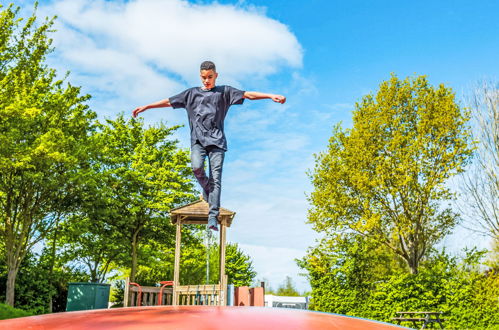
left=0, top=303, right=32, bottom=320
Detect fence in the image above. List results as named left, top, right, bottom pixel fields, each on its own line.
left=176, top=285, right=223, bottom=306
left=124, top=278, right=226, bottom=307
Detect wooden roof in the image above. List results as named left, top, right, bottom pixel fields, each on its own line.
left=170, top=197, right=236, bottom=227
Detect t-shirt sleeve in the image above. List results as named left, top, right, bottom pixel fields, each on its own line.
left=225, top=86, right=245, bottom=106
left=169, top=89, right=189, bottom=109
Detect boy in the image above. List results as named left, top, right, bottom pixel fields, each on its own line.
left=132, top=61, right=286, bottom=231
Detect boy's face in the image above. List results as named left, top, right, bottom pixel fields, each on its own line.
left=200, top=69, right=218, bottom=90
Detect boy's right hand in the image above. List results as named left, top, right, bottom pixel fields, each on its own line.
left=271, top=95, right=286, bottom=104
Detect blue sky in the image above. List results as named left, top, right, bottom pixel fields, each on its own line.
left=12, top=0, right=499, bottom=292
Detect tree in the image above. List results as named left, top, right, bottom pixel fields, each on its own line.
left=198, top=234, right=257, bottom=286
left=308, top=75, right=472, bottom=274
left=1, top=249, right=89, bottom=314
left=253, top=278, right=273, bottom=293
left=52, top=130, right=129, bottom=284
left=132, top=233, right=257, bottom=288
left=460, top=81, right=498, bottom=240
left=275, top=276, right=300, bottom=296
left=97, top=115, right=195, bottom=283
left=56, top=214, right=125, bottom=283
left=224, top=243, right=257, bottom=287
left=300, top=233, right=499, bottom=328
left=0, top=4, right=96, bottom=306
left=132, top=226, right=207, bottom=286
left=203, top=241, right=256, bottom=287
left=298, top=233, right=403, bottom=313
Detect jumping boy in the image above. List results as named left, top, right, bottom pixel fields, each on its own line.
left=132, top=61, right=286, bottom=231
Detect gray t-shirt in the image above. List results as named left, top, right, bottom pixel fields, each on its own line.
left=169, top=85, right=245, bottom=151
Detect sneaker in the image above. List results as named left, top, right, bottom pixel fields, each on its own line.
left=208, top=217, right=218, bottom=231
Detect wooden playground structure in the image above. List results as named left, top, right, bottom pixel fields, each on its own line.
left=124, top=198, right=236, bottom=307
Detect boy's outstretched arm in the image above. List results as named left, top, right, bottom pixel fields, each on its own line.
left=244, top=91, right=286, bottom=104
left=132, top=98, right=172, bottom=118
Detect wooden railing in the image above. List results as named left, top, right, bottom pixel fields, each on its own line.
left=127, top=285, right=174, bottom=307
left=124, top=278, right=227, bottom=307
left=176, top=284, right=222, bottom=306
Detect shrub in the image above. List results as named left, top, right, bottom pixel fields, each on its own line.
left=0, top=303, right=32, bottom=320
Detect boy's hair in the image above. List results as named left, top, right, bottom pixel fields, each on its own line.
left=200, top=61, right=216, bottom=72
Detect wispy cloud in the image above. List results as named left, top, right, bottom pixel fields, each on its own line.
left=38, top=0, right=302, bottom=114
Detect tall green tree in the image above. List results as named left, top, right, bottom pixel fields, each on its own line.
left=97, top=115, right=195, bottom=283
left=308, top=75, right=472, bottom=274
left=0, top=4, right=96, bottom=306
left=52, top=130, right=128, bottom=284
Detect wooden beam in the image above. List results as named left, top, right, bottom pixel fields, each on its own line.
left=124, top=277, right=130, bottom=307
left=223, top=274, right=228, bottom=306
left=173, top=222, right=182, bottom=305
left=219, top=223, right=227, bottom=306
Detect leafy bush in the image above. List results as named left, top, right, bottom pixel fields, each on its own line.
left=0, top=303, right=32, bottom=320
left=300, top=234, right=499, bottom=329
left=0, top=250, right=90, bottom=314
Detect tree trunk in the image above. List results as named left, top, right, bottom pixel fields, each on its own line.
left=90, top=265, right=98, bottom=283
left=130, top=230, right=139, bottom=284
left=48, top=215, right=60, bottom=312
left=407, top=254, right=419, bottom=274
left=128, top=230, right=140, bottom=306
left=5, top=266, right=19, bottom=306
left=4, top=214, right=24, bottom=307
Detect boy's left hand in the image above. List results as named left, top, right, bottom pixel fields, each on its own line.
left=272, top=95, right=286, bottom=104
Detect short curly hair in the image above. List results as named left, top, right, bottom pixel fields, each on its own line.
left=200, top=61, right=216, bottom=72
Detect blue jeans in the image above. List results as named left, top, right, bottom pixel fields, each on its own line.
left=191, top=143, right=225, bottom=220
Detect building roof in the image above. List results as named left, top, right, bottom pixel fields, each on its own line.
left=170, top=197, right=236, bottom=227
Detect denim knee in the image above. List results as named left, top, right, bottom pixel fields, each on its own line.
left=192, top=167, right=205, bottom=178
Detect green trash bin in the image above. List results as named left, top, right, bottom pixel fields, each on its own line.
left=66, top=282, right=111, bottom=311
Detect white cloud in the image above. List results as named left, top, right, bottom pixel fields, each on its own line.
left=40, top=0, right=302, bottom=104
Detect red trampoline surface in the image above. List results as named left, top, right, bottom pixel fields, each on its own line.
left=0, top=306, right=408, bottom=330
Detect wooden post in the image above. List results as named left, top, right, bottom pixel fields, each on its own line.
left=223, top=274, right=228, bottom=306
left=124, top=277, right=130, bottom=307
left=173, top=221, right=182, bottom=305
left=219, top=222, right=227, bottom=306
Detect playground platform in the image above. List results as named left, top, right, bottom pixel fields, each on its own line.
left=0, top=305, right=408, bottom=329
